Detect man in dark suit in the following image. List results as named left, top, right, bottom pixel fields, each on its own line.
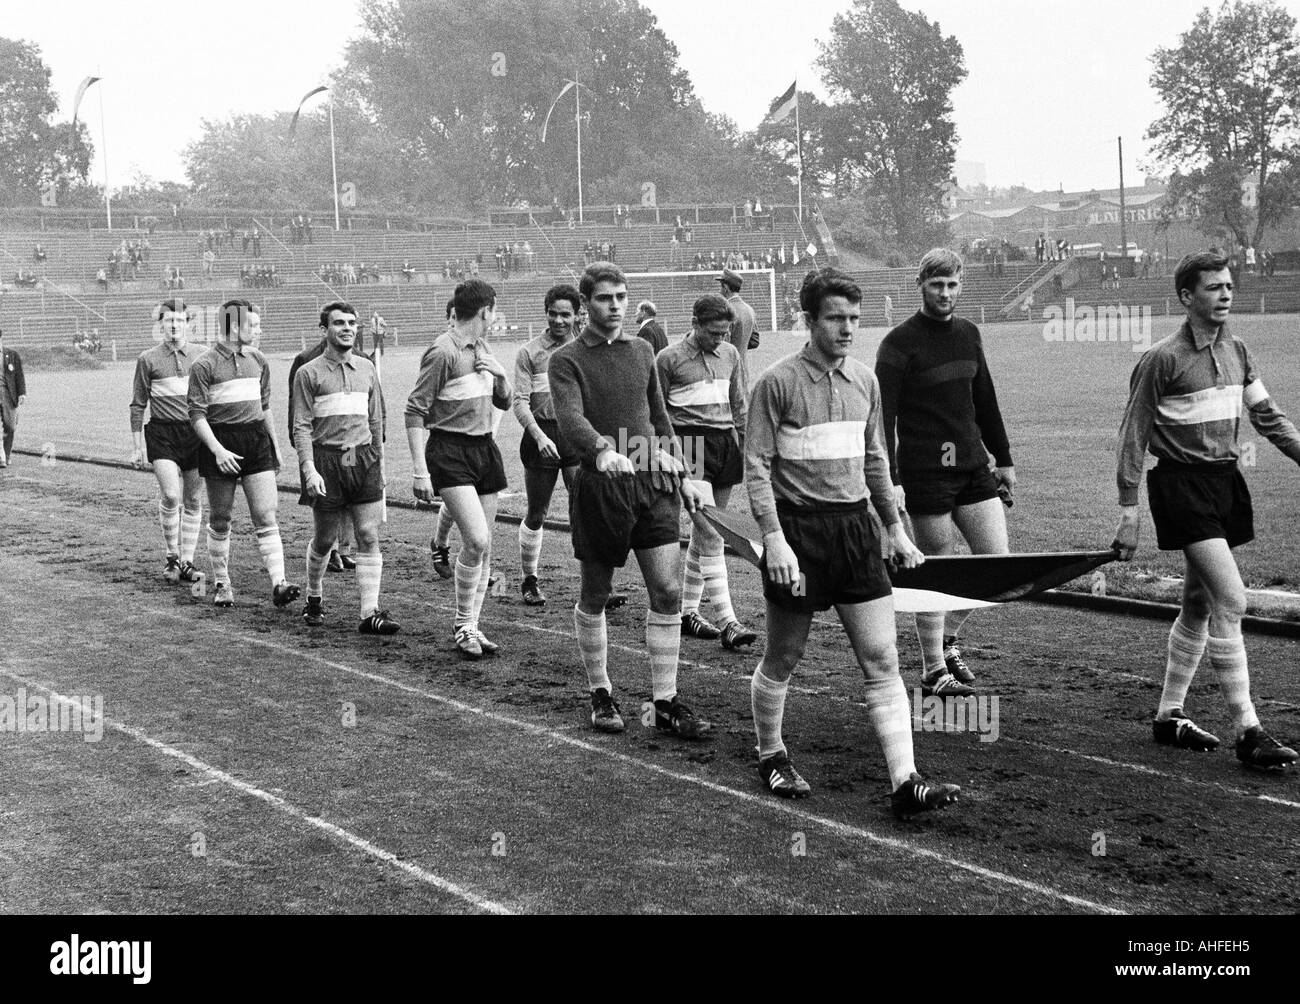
left=0, top=329, right=27, bottom=467
left=634, top=301, right=668, bottom=354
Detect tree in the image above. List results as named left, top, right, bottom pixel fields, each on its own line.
left=1147, top=0, right=1300, bottom=250
left=814, top=0, right=965, bottom=253
left=0, top=38, right=92, bottom=205
left=342, top=0, right=754, bottom=213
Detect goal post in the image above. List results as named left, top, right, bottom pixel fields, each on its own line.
left=623, top=269, right=778, bottom=333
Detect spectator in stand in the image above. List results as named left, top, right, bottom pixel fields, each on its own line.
left=202, top=248, right=216, bottom=278
left=402, top=259, right=416, bottom=282
left=669, top=233, right=682, bottom=268
left=242, top=230, right=251, bottom=254
left=512, top=241, right=523, bottom=271
left=171, top=203, right=182, bottom=230
left=252, top=229, right=263, bottom=258
left=1245, top=245, right=1257, bottom=274
left=0, top=328, right=27, bottom=468
left=685, top=223, right=693, bottom=244
left=635, top=301, right=668, bottom=354
left=744, top=199, right=754, bottom=230
left=97, top=266, right=109, bottom=291
left=524, top=241, right=534, bottom=271
left=33, top=242, right=47, bottom=263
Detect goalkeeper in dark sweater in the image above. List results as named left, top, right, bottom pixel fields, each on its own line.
left=876, top=248, right=1015, bottom=697
left=550, top=262, right=713, bottom=739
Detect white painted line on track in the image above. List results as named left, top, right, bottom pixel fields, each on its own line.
left=419, top=595, right=1300, bottom=813
left=126, top=610, right=1127, bottom=915
left=0, top=668, right=514, bottom=916
left=5, top=491, right=1296, bottom=815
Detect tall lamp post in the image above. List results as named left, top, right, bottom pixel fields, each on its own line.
left=290, top=85, right=342, bottom=231
left=542, top=79, right=590, bottom=224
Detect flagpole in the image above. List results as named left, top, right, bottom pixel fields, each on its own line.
left=97, top=74, right=111, bottom=230
left=328, top=89, right=341, bottom=231
left=794, top=82, right=802, bottom=223
left=575, top=81, right=584, bottom=224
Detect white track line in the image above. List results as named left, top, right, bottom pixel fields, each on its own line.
left=0, top=669, right=513, bottom=916
left=422, top=595, right=1300, bottom=813
left=5, top=492, right=1296, bottom=814
left=125, top=611, right=1123, bottom=915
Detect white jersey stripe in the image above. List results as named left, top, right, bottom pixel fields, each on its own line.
left=776, top=420, right=867, bottom=461
left=207, top=377, right=263, bottom=405
left=313, top=391, right=371, bottom=418
left=668, top=379, right=730, bottom=409
left=1155, top=385, right=1242, bottom=426
left=150, top=376, right=189, bottom=398
left=529, top=373, right=550, bottom=395
left=438, top=371, right=494, bottom=402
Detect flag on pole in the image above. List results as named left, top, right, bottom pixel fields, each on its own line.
left=767, top=80, right=797, bottom=124
left=289, top=85, right=329, bottom=141
left=702, top=507, right=1116, bottom=613
left=72, top=76, right=101, bottom=127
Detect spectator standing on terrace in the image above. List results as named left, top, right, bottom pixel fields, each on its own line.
left=1114, top=251, right=1300, bottom=770
left=744, top=199, right=754, bottom=230
left=252, top=229, right=262, bottom=258
left=634, top=301, right=667, bottom=354
left=718, top=268, right=758, bottom=391
left=876, top=248, right=1015, bottom=699
left=0, top=329, right=27, bottom=468
left=402, top=259, right=416, bottom=282
left=33, top=242, right=47, bottom=263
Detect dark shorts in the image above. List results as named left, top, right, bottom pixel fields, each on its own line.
left=144, top=420, right=201, bottom=472
left=426, top=432, right=507, bottom=495
left=762, top=500, right=892, bottom=613
left=1148, top=461, right=1254, bottom=550
left=519, top=418, right=579, bottom=471
left=199, top=422, right=278, bottom=480
left=569, top=468, right=681, bottom=567
left=301, top=443, right=384, bottom=511
left=901, top=465, right=1000, bottom=516
left=676, top=425, right=743, bottom=489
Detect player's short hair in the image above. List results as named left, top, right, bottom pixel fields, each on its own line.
left=319, top=300, right=357, bottom=329
left=545, top=284, right=581, bottom=314
left=155, top=297, right=193, bottom=321
left=445, top=298, right=455, bottom=321
left=220, top=298, right=259, bottom=339
left=693, top=294, right=733, bottom=326
left=636, top=300, right=657, bottom=318
left=917, top=247, right=963, bottom=282
left=799, top=267, right=862, bottom=318
left=579, top=261, right=626, bottom=300
left=1174, top=251, right=1231, bottom=299
left=452, top=279, right=496, bottom=321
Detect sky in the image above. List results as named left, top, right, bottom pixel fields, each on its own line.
left=9, top=0, right=1300, bottom=196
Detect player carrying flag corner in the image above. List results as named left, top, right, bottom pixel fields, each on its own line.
left=1114, top=250, right=1300, bottom=771
left=745, top=266, right=961, bottom=818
